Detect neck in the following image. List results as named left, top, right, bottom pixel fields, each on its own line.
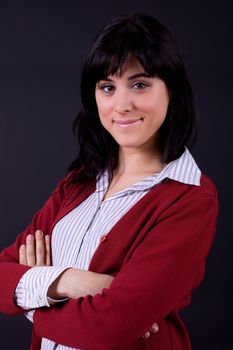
left=115, top=146, right=164, bottom=176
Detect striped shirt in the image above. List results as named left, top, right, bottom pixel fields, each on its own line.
left=15, top=147, right=201, bottom=350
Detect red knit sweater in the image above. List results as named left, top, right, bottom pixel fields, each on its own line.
left=0, top=172, right=219, bottom=349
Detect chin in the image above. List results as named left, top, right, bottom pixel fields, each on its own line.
left=117, top=142, right=144, bottom=149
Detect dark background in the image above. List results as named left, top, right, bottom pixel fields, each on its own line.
left=0, top=0, right=232, bottom=349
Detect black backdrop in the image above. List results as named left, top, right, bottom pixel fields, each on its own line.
left=0, top=0, right=232, bottom=349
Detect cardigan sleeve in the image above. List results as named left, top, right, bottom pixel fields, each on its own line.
left=33, top=184, right=219, bottom=349
left=0, top=172, right=74, bottom=315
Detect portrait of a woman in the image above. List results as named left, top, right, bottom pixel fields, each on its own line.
left=0, top=13, right=219, bottom=350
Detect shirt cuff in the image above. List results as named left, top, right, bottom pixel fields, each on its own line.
left=14, top=266, right=70, bottom=309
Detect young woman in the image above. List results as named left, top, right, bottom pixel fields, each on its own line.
left=0, top=13, right=218, bottom=350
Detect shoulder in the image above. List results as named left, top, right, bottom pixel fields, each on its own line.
left=199, top=173, right=218, bottom=198
left=150, top=175, right=219, bottom=230
left=161, top=172, right=218, bottom=199
left=148, top=173, right=219, bottom=217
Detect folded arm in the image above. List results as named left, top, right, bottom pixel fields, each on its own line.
left=31, top=189, right=218, bottom=349
left=17, top=229, right=158, bottom=339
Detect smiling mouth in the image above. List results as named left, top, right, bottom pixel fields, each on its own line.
left=114, top=118, right=143, bottom=127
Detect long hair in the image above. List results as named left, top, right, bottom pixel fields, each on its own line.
left=69, top=13, right=197, bottom=184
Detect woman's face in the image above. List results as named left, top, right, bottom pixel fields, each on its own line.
left=95, top=55, right=169, bottom=153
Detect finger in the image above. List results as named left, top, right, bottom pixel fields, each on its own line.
left=19, top=244, right=27, bottom=265
left=26, top=234, right=36, bottom=266
left=150, top=323, right=159, bottom=333
left=35, top=230, right=46, bottom=265
left=45, top=235, right=51, bottom=266
left=141, top=331, right=150, bottom=339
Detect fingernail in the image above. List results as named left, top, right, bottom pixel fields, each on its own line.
left=143, top=332, right=150, bottom=339
left=152, top=323, right=159, bottom=332
left=27, top=234, right=33, bottom=241
left=36, top=230, right=43, bottom=238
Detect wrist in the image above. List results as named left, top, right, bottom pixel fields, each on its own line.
left=47, top=268, right=72, bottom=299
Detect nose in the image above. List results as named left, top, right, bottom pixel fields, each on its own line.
left=113, top=88, right=133, bottom=114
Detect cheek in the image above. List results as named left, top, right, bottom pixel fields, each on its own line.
left=97, top=108, right=111, bottom=128
left=140, top=100, right=168, bottom=121
left=150, top=92, right=169, bottom=120
left=95, top=95, right=111, bottom=117
left=95, top=98, right=112, bottom=130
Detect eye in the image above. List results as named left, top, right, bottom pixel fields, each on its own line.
left=131, top=81, right=149, bottom=90
left=98, top=83, right=115, bottom=93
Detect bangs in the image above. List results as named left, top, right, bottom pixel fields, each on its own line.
left=87, top=27, right=162, bottom=83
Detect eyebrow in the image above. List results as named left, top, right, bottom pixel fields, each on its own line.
left=101, top=72, right=152, bottom=82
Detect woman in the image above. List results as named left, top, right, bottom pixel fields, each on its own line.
left=0, top=13, right=218, bottom=349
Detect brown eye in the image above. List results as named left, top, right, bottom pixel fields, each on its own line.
left=100, top=83, right=115, bottom=93
left=132, top=82, right=148, bottom=89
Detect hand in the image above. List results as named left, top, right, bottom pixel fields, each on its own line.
left=141, top=322, right=159, bottom=339
left=19, top=230, right=51, bottom=266
left=48, top=268, right=114, bottom=300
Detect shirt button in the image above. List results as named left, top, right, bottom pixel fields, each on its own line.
left=100, top=235, right=107, bottom=243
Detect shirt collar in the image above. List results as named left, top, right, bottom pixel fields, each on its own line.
left=156, top=147, right=201, bottom=187
left=96, top=147, right=201, bottom=193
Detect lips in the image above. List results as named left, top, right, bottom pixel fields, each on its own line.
left=114, top=118, right=143, bottom=127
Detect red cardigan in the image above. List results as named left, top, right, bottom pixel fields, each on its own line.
left=0, top=172, right=219, bottom=350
